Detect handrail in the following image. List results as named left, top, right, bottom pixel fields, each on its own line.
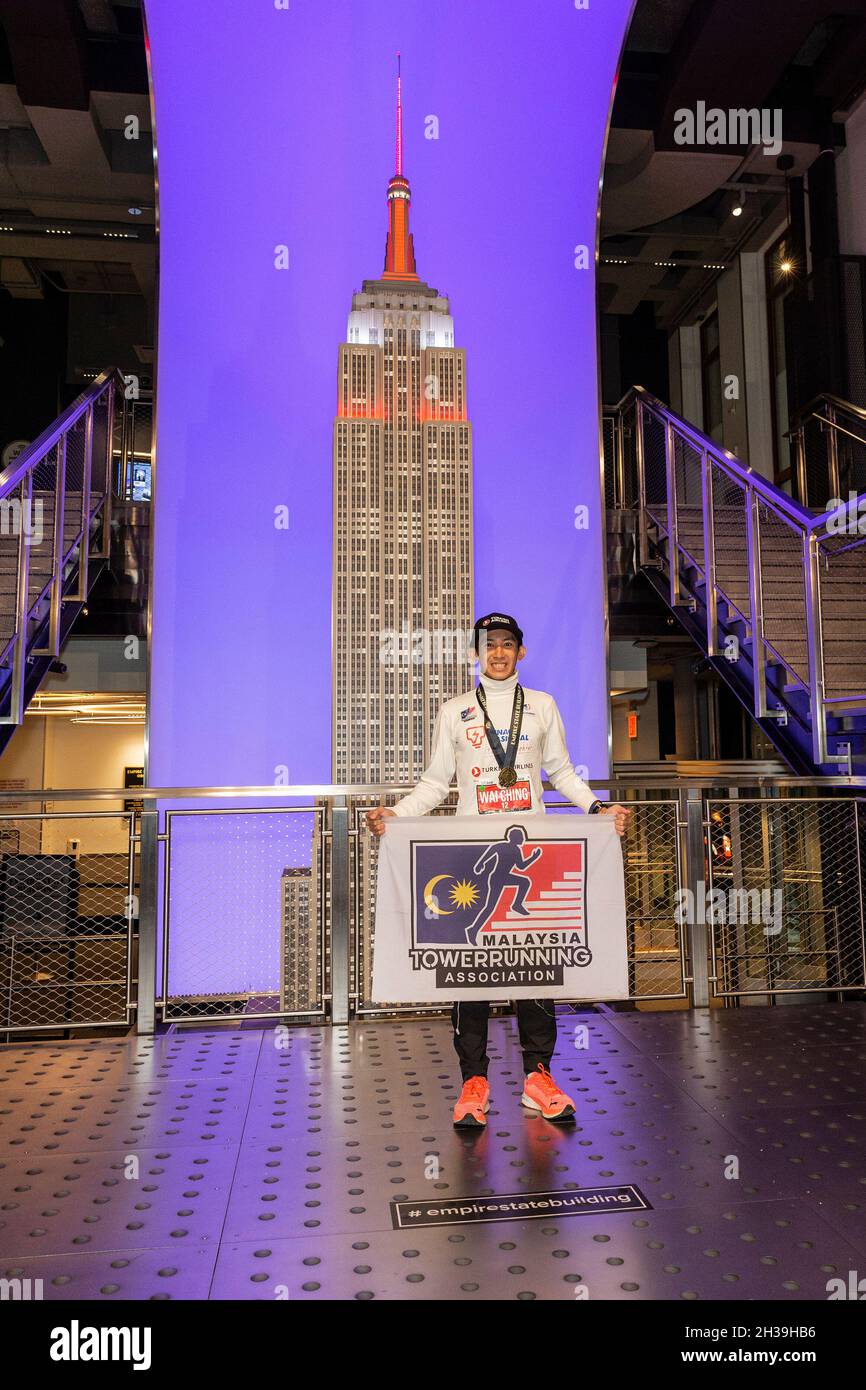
left=3, top=779, right=862, bottom=1036
left=605, top=385, right=866, bottom=770
left=1, top=775, right=865, bottom=802
left=0, top=366, right=123, bottom=727
left=609, top=385, right=818, bottom=532
left=788, top=392, right=866, bottom=430
left=0, top=367, right=124, bottom=500
left=784, top=392, right=866, bottom=509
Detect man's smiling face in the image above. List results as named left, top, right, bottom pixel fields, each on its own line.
left=478, top=628, right=526, bottom=681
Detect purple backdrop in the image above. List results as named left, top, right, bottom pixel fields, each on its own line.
left=143, top=0, right=633, bottom=996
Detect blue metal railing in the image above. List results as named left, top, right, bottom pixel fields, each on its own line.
left=604, top=387, right=866, bottom=770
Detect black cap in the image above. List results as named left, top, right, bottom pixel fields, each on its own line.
left=473, top=612, right=524, bottom=647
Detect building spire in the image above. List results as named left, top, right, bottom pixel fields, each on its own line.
left=395, top=51, right=403, bottom=177
left=383, top=51, right=418, bottom=281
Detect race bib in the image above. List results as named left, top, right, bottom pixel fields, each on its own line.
left=476, top=780, right=532, bottom=814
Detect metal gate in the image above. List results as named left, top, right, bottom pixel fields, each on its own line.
left=706, top=796, right=866, bottom=997
left=2, top=779, right=865, bottom=1035
left=161, top=803, right=328, bottom=1024
left=0, top=808, right=135, bottom=1033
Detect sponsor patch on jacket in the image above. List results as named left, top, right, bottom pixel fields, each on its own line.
left=460, top=706, right=477, bottom=721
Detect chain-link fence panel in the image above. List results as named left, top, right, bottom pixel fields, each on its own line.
left=162, top=805, right=326, bottom=1023
left=128, top=397, right=153, bottom=462
left=796, top=416, right=834, bottom=509
left=617, top=797, right=687, bottom=999
left=816, top=529, right=866, bottom=702
left=112, top=384, right=126, bottom=494
left=22, top=475, right=61, bottom=622
left=122, top=396, right=153, bottom=502
left=709, top=460, right=750, bottom=624
left=756, top=501, right=810, bottom=686
left=90, top=388, right=112, bottom=503
left=836, top=428, right=866, bottom=503
left=62, top=413, right=86, bottom=541
left=31, top=439, right=59, bottom=494
left=602, top=414, right=616, bottom=509
left=641, top=408, right=668, bottom=524
left=673, top=428, right=703, bottom=509
left=28, top=447, right=60, bottom=622
left=0, top=811, right=135, bottom=1032
left=797, top=408, right=866, bottom=509
left=620, top=399, right=639, bottom=509
left=672, top=427, right=705, bottom=596
left=603, top=409, right=640, bottom=511
left=0, top=480, right=32, bottom=650
left=707, top=797, right=866, bottom=996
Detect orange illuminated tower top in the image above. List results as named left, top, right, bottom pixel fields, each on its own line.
left=382, top=53, right=419, bottom=282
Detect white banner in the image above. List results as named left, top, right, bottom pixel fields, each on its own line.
left=372, top=815, right=628, bottom=1004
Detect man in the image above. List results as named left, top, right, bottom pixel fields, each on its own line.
left=367, top=613, right=629, bottom=1128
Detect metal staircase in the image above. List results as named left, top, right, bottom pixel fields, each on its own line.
left=604, top=387, right=866, bottom=774
left=0, top=369, right=123, bottom=753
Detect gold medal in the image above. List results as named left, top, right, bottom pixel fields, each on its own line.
left=499, top=766, right=518, bottom=787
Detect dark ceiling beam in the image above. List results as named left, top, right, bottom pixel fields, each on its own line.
left=0, top=0, right=89, bottom=109
left=609, top=54, right=666, bottom=131
left=653, top=0, right=861, bottom=150
left=811, top=16, right=866, bottom=110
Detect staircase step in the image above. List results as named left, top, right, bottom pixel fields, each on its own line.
left=762, top=641, right=866, bottom=663
left=678, top=566, right=864, bottom=603
left=820, top=620, right=866, bottom=639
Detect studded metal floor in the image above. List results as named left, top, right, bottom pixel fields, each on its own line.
left=1, top=1003, right=865, bottom=1300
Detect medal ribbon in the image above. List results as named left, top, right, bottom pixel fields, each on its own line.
left=476, top=683, right=524, bottom=785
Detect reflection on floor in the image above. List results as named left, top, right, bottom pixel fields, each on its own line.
left=1, top=1003, right=865, bottom=1300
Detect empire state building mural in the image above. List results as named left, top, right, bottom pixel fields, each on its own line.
left=332, top=62, right=474, bottom=785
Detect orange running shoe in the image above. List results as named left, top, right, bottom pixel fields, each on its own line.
left=453, top=1075, right=490, bottom=1128
left=521, top=1064, right=575, bottom=1121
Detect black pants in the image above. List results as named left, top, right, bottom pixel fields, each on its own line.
left=451, top=999, right=557, bottom=1081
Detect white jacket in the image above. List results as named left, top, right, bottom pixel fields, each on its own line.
left=392, top=670, right=596, bottom=818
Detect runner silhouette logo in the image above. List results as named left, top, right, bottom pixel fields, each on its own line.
left=411, top=824, right=588, bottom=951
